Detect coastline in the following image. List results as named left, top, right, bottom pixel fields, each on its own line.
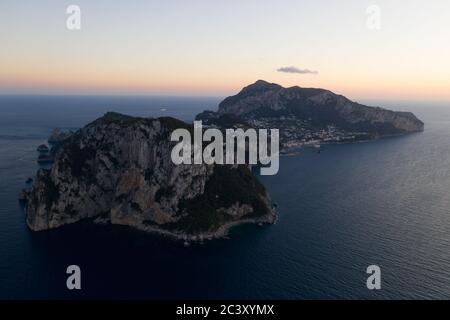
left=280, top=130, right=423, bottom=156
left=93, top=210, right=277, bottom=244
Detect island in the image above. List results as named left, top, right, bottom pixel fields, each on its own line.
left=196, top=80, right=424, bottom=151
left=23, top=112, right=276, bottom=241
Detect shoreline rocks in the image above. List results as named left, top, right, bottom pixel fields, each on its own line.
left=48, top=128, right=72, bottom=144
left=37, top=144, right=49, bottom=153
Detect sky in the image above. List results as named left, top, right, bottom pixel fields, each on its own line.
left=0, top=0, right=449, bottom=100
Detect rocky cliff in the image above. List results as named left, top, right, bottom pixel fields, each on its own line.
left=24, top=112, right=275, bottom=240
left=217, top=80, right=424, bottom=134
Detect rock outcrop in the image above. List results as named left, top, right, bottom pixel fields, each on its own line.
left=25, top=112, right=275, bottom=239
left=48, top=128, right=72, bottom=144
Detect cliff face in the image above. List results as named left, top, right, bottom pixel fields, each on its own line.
left=25, top=112, right=275, bottom=239
left=218, top=80, right=424, bottom=134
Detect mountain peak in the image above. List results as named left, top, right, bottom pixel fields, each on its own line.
left=253, top=79, right=272, bottom=86
left=243, top=80, right=282, bottom=91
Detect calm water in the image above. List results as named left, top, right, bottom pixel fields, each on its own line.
left=1, top=95, right=450, bottom=299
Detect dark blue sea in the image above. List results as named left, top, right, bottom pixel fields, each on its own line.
left=1, top=95, right=450, bottom=299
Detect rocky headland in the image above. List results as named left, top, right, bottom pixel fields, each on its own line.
left=23, top=112, right=275, bottom=241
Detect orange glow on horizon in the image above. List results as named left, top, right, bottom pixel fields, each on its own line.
left=1, top=69, right=449, bottom=102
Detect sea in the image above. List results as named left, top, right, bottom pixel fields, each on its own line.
left=1, top=95, right=450, bottom=299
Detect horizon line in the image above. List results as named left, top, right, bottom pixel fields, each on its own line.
left=0, top=93, right=449, bottom=105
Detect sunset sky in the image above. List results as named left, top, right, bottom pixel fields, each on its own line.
left=1, top=0, right=449, bottom=100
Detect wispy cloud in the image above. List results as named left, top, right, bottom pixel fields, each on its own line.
left=277, top=66, right=318, bottom=74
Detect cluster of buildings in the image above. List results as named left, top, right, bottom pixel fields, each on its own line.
left=247, top=117, right=370, bottom=150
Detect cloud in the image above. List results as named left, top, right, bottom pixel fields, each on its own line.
left=277, top=66, right=318, bottom=74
